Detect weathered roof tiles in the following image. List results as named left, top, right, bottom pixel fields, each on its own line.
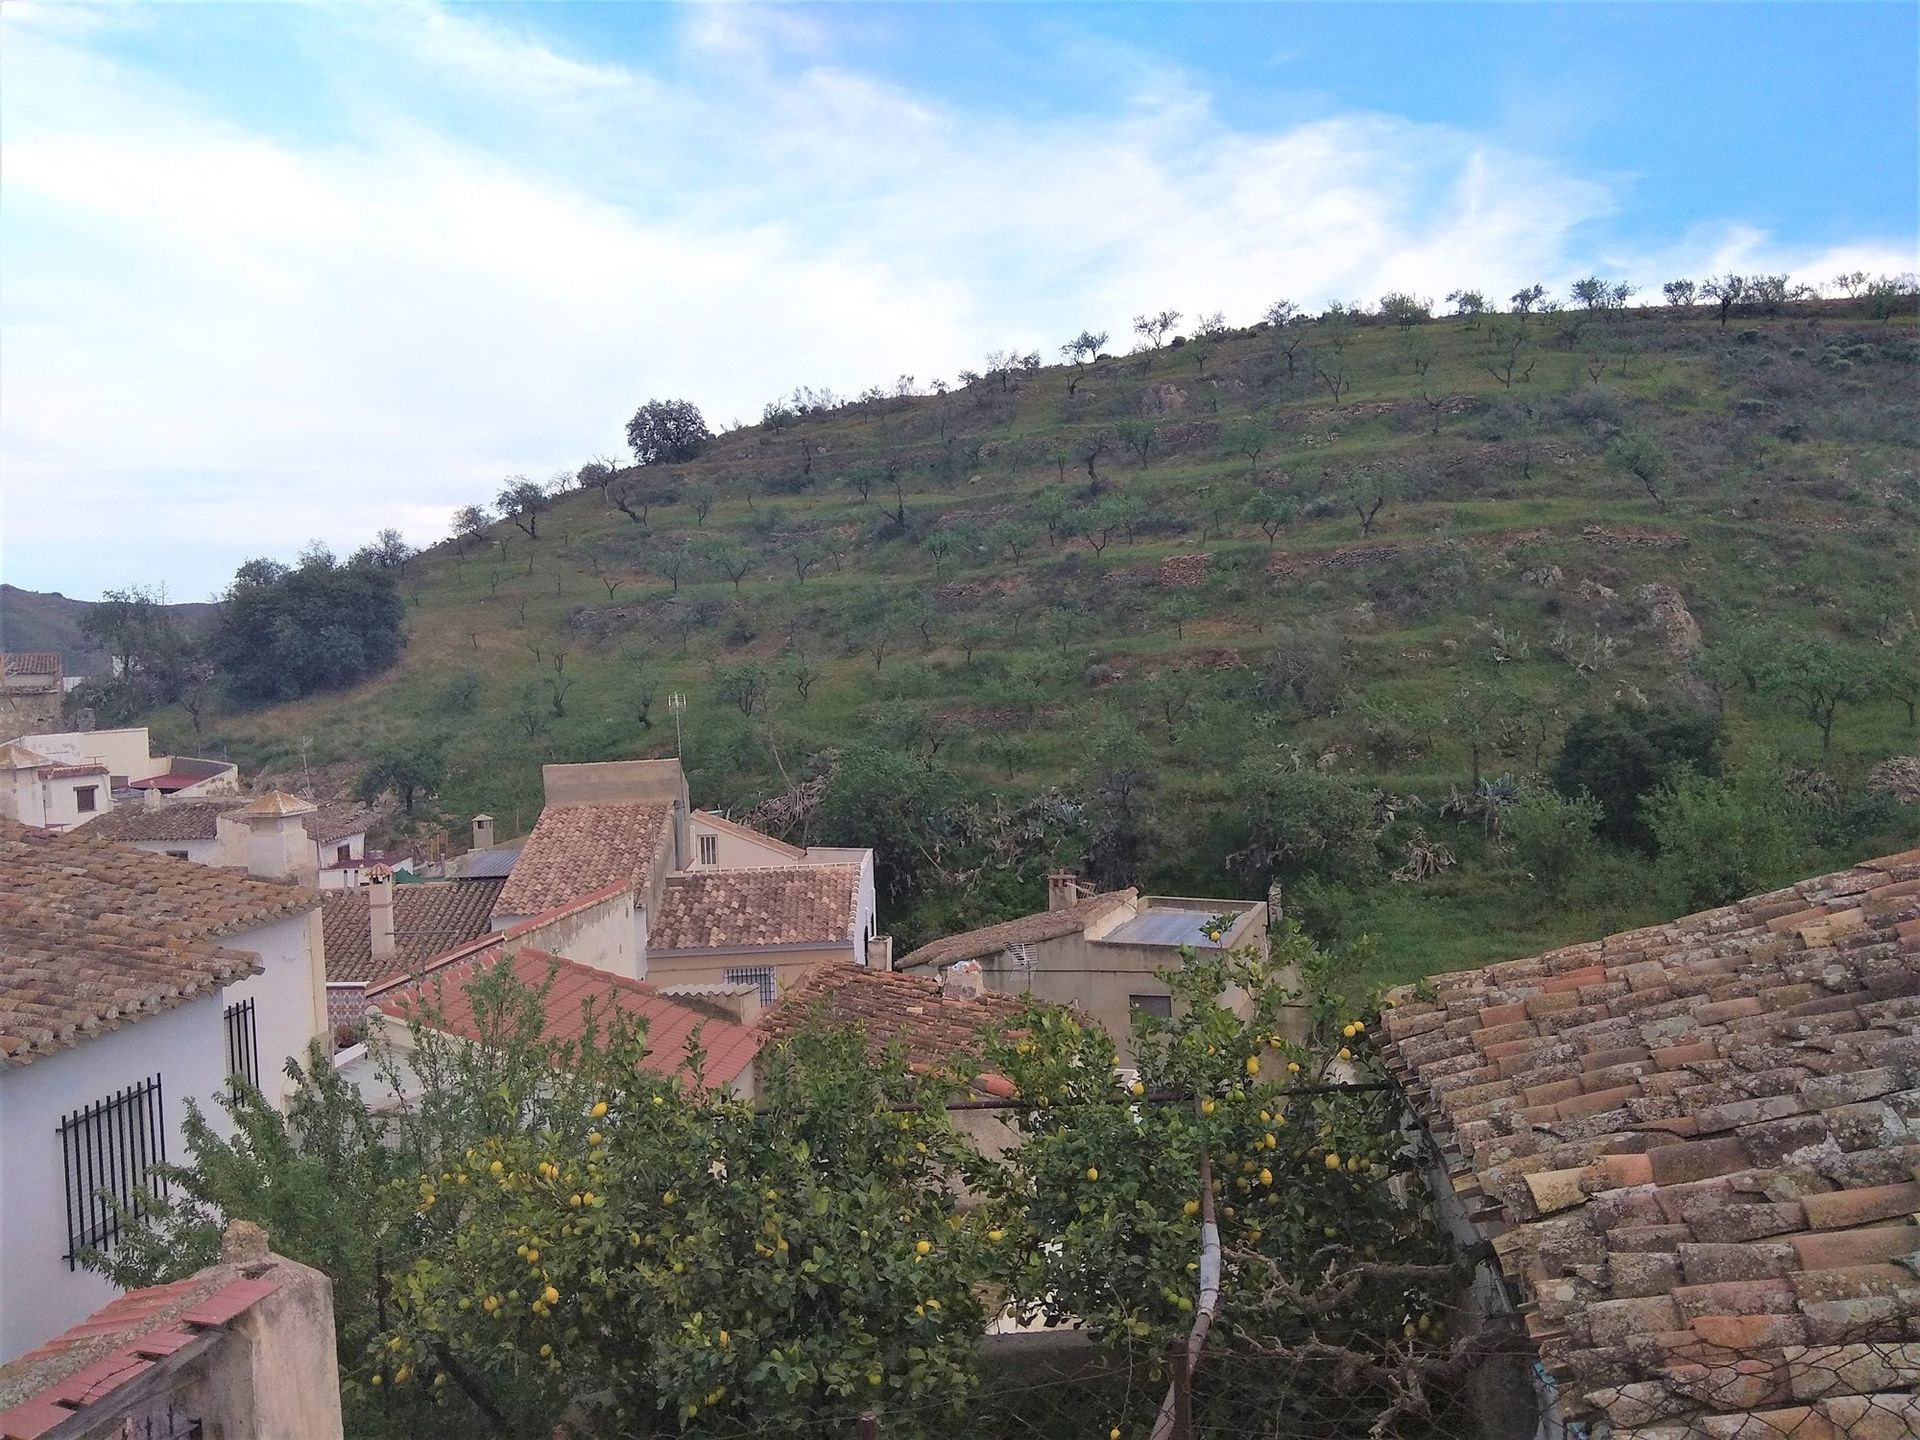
left=1377, top=848, right=1920, bottom=1438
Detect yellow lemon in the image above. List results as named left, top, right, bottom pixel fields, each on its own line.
left=987, top=1228, right=1006, bottom=1242
left=1324, top=1152, right=1342, bottom=1170
left=1182, top=1200, right=1199, bottom=1217
left=540, top=1343, right=553, bottom=1358
left=1286, top=1061, right=1301, bottom=1074
left=662, top=1189, right=676, bottom=1205
left=1259, top=1167, right=1272, bottom=1186
left=1200, top=1098, right=1217, bottom=1116
left=488, top=1159, right=504, bottom=1176
left=591, top=1101, right=608, bottom=1118
left=526, top=1248, right=540, bottom=1264
left=915, top=1240, right=932, bottom=1256
left=1129, top=1081, right=1146, bottom=1097
left=1245, top=1056, right=1259, bottom=1077
left=718, top=1330, right=730, bottom=1346
left=544, top=1285, right=560, bottom=1305
left=1337, top=1047, right=1352, bottom=1061
left=1086, top=1167, right=1099, bottom=1182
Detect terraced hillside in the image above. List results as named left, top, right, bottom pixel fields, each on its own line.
left=159, top=297, right=1920, bottom=977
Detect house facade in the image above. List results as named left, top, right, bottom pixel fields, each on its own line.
left=7, top=727, right=239, bottom=803
left=0, top=654, right=65, bottom=735
left=484, top=759, right=879, bottom=995
left=0, top=814, right=328, bottom=1362
left=896, top=872, right=1288, bottom=1064
left=0, top=745, right=110, bottom=832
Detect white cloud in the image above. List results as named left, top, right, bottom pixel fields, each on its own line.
left=0, top=2, right=1912, bottom=598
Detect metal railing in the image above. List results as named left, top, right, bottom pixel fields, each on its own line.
left=57, top=1073, right=167, bottom=1268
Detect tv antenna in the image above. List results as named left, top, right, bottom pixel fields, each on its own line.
left=667, top=692, right=687, bottom=756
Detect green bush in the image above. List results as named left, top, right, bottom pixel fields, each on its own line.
left=1645, top=763, right=1806, bottom=911
left=1504, top=787, right=1603, bottom=897
left=1551, top=701, right=1725, bottom=848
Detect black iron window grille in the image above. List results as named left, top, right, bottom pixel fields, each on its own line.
left=224, top=997, right=260, bottom=1096
left=57, top=1074, right=167, bottom=1268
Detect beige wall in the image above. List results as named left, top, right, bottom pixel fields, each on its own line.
left=647, top=945, right=853, bottom=998
left=542, top=758, right=688, bottom=808
left=690, top=816, right=801, bottom=869
left=497, top=887, right=646, bottom=981
left=18, top=727, right=160, bottom=783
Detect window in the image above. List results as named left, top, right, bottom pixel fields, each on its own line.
left=697, top=833, right=718, bottom=866
left=74, top=786, right=97, bottom=813
left=57, top=1074, right=168, bottom=1268
left=225, top=998, right=260, bottom=1096
left=335, top=844, right=352, bottom=866
left=1129, top=994, right=1173, bottom=1019
left=166, top=850, right=190, bottom=860
left=725, top=966, right=777, bottom=1006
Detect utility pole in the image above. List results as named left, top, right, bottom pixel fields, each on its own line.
left=1151, top=1134, right=1220, bottom=1440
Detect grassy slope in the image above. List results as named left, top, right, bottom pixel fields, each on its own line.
left=173, top=302, right=1920, bottom=975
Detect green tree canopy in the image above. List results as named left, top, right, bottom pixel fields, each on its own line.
left=1549, top=701, right=1724, bottom=849
left=209, top=553, right=405, bottom=702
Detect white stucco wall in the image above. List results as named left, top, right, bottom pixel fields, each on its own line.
left=16, top=728, right=160, bottom=783
left=488, top=889, right=645, bottom=981
left=217, top=911, right=329, bottom=1107
left=0, top=770, right=47, bottom=826
left=126, top=836, right=226, bottom=866
left=690, top=817, right=802, bottom=869
left=38, top=774, right=110, bottom=831
left=0, top=999, right=230, bottom=1362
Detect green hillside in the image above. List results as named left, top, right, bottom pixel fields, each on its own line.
left=160, top=297, right=1920, bottom=980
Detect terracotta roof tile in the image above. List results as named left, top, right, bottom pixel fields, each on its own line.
left=39, top=765, right=106, bottom=780
left=320, top=879, right=506, bottom=983
left=0, top=822, right=320, bottom=1066
left=1, top=652, right=61, bottom=677
left=1377, top=849, right=1920, bottom=1433
left=373, top=945, right=759, bottom=1088
left=0, top=1272, right=277, bottom=1437
left=896, top=889, right=1137, bottom=970
left=493, top=803, right=673, bottom=918
left=86, top=797, right=375, bottom=846
left=758, top=964, right=1032, bottom=1074
left=649, top=866, right=860, bottom=951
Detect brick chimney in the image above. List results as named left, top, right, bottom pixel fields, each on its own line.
left=471, top=814, right=495, bottom=850
left=1046, top=871, right=1081, bottom=912
left=364, top=863, right=396, bottom=961
left=940, top=959, right=985, bottom=1000
left=236, top=791, right=318, bottom=886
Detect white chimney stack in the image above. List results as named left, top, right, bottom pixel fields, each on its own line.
left=236, top=791, right=319, bottom=886
left=471, top=814, right=495, bottom=851
left=364, top=864, right=396, bottom=960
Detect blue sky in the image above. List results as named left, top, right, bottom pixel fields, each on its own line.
left=2, top=2, right=1915, bottom=601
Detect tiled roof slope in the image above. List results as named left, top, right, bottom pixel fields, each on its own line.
left=0, top=1273, right=279, bottom=1439
left=649, top=865, right=860, bottom=951
left=896, top=888, right=1136, bottom=971
left=493, top=803, right=673, bottom=918
left=320, top=879, right=506, bottom=983
left=759, top=964, right=1032, bottom=1074
left=2, top=652, right=61, bottom=677
left=87, top=797, right=375, bottom=845
left=0, top=822, right=320, bottom=1065
left=373, top=945, right=760, bottom=1088
left=1376, top=849, right=1920, bottom=1439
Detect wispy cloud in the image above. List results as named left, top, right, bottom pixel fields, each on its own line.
left=1, top=2, right=1911, bottom=597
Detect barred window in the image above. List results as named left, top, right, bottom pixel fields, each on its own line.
left=225, top=998, right=260, bottom=1095
left=57, top=1074, right=168, bottom=1268
left=725, top=966, right=777, bottom=1006
left=1129, top=993, right=1173, bottom=1019
left=698, top=833, right=719, bottom=866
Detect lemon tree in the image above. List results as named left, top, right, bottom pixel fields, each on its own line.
left=368, top=1019, right=1000, bottom=1438
left=981, top=927, right=1456, bottom=1409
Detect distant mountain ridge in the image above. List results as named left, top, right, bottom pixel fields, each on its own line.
left=0, top=584, right=217, bottom=677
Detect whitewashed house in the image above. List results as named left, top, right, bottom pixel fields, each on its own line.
left=0, top=804, right=328, bottom=1363
left=6, top=726, right=240, bottom=803
left=0, top=743, right=112, bottom=831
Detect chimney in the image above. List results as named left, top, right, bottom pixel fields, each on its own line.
left=471, top=814, right=495, bottom=851
left=867, top=934, right=894, bottom=972
left=365, top=864, right=396, bottom=960
left=672, top=797, right=690, bottom=871
left=940, top=960, right=985, bottom=1001
left=142, top=782, right=162, bottom=810
left=237, top=791, right=319, bottom=886
left=1046, top=871, right=1081, bottom=912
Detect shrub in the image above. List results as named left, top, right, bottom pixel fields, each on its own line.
left=1550, top=702, right=1725, bottom=849
left=1645, top=763, right=1806, bottom=911
left=1503, top=787, right=1603, bottom=897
